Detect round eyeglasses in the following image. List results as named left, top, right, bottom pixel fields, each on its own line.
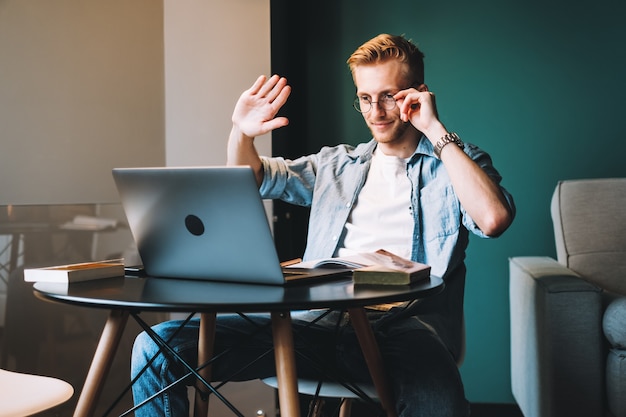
left=353, top=93, right=398, bottom=113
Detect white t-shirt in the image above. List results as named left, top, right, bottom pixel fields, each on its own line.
left=336, top=148, right=413, bottom=259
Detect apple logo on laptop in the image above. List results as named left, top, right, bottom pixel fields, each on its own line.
left=185, top=214, right=205, bottom=236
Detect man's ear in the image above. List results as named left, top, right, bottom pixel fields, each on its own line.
left=417, top=84, right=429, bottom=92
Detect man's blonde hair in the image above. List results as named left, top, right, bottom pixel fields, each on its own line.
left=347, top=33, right=425, bottom=85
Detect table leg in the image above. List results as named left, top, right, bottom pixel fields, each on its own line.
left=9, top=232, right=20, bottom=272
left=194, top=312, right=216, bottom=417
left=73, top=309, right=129, bottom=417
left=271, top=311, right=301, bottom=417
left=348, top=307, right=397, bottom=417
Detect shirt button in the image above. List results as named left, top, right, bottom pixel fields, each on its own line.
left=345, top=202, right=351, bottom=208
left=332, top=236, right=338, bottom=241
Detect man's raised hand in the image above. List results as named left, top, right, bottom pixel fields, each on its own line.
left=231, top=75, right=291, bottom=139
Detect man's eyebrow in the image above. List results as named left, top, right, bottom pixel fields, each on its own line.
left=356, top=88, right=400, bottom=97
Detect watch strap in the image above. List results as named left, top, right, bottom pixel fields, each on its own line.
left=434, top=132, right=463, bottom=159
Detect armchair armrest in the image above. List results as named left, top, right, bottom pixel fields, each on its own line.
left=509, top=256, right=604, bottom=417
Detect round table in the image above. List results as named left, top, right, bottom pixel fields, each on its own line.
left=34, top=274, right=444, bottom=417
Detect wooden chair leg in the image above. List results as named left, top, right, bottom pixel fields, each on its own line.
left=271, top=311, right=301, bottom=417
left=339, top=398, right=352, bottom=417
left=348, top=307, right=397, bottom=417
left=308, top=398, right=325, bottom=417
left=194, top=312, right=216, bottom=417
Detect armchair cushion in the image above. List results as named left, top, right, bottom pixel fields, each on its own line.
left=551, top=178, right=626, bottom=294
left=604, top=298, right=626, bottom=348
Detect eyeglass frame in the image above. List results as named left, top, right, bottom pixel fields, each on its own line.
left=353, top=94, right=397, bottom=113
left=352, top=83, right=422, bottom=113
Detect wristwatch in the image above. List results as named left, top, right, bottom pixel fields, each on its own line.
left=434, top=132, right=464, bottom=159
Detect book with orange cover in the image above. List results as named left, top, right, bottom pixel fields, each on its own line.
left=24, top=260, right=125, bottom=283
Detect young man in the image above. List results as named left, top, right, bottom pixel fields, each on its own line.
left=131, top=33, right=515, bottom=417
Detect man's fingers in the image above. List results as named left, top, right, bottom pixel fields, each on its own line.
left=265, top=76, right=289, bottom=103
left=247, top=75, right=268, bottom=95
left=263, top=116, right=290, bottom=132
left=256, top=74, right=283, bottom=99
left=272, top=84, right=291, bottom=107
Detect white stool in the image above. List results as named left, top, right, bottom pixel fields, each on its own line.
left=0, top=368, right=74, bottom=417
left=262, top=377, right=377, bottom=417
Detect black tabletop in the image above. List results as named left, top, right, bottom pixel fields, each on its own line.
left=33, top=275, right=444, bottom=313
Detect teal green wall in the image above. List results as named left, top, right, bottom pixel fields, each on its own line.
left=272, top=0, right=626, bottom=404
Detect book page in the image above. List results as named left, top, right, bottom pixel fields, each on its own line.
left=286, top=249, right=422, bottom=270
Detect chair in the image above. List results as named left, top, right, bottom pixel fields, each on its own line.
left=0, top=368, right=74, bottom=417
left=262, top=377, right=378, bottom=417
left=262, top=317, right=465, bottom=417
left=509, top=178, right=626, bottom=417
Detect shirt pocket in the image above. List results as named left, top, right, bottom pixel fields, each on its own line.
left=419, top=183, right=461, bottom=243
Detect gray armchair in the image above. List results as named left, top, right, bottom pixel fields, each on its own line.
left=509, top=178, right=626, bottom=417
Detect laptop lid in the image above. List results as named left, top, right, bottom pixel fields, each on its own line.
left=112, top=166, right=348, bottom=285
left=113, top=166, right=289, bottom=284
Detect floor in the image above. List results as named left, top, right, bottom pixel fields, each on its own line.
left=470, top=403, right=524, bottom=417
left=299, top=395, right=525, bottom=417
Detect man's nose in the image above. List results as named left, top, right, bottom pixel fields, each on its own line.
left=370, top=101, right=388, bottom=115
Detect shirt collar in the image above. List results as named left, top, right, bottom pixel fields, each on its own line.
left=357, top=135, right=436, bottom=163
left=409, top=135, right=437, bottom=163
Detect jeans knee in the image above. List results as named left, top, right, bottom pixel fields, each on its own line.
left=131, top=330, right=158, bottom=378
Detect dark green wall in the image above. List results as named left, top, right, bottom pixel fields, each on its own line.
left=271, top=0, right=626, bottom=403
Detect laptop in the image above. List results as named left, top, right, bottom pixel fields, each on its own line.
left=112, top=166, right=350, bottom=285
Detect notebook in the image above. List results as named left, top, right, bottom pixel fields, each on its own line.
left=111, top=166, right=350, bottom=285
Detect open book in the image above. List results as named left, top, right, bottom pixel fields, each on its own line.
left=287, top=249, right=431, bottom=285
left=289, top=254, right=372, bottom=270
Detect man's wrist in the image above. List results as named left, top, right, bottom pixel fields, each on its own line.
left=434, top=132, right=464, bottom=159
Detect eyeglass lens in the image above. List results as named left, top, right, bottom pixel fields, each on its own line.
left=353, top=94, right=397, bottom=113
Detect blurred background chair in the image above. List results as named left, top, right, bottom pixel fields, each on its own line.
left=0, top=368, right=73, bottom=417
left=510, top=178, right=626, bottom=417
left=0, top=203, right=167, bottom=416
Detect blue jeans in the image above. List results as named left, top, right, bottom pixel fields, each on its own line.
left=131, top=309, right=469, bottom=417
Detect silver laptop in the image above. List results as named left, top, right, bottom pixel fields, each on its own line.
left=112, top=166, right=349, bottom=285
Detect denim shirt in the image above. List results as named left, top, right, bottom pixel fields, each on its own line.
left=259, top=135, right=515, bottom=357
left=260, top=136, right=514, bottom=278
